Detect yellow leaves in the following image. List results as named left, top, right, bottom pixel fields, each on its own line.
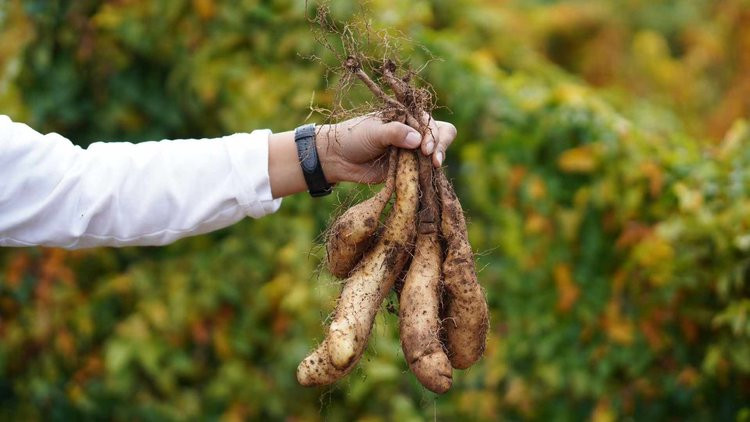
left=504, top=377, right=533, bottom=416
left=213, top=328, right=233, bottom=359
left=483, top=336, right=507, bottom=388
left=558, top=145, right=599, bottom=173
left=213, top=306, right=235, bottom=359
left=4, top=251, right=30, bottom=288
left=0, top=0, right=34, bottom=119
left=117, top=314, right=150, bottom=341
left=67, top=383, right=86, bottom=406
left=536, top=363, right=562, bottom=390
left=0, top=1, right=34, bottom=70
left=554, top=264, right=580, bottom=313
left=591, top=398, right=615, bottom=422
left=673, top=182, right=704, bottom=213
left=528, top=176, right=547, bottom=200
left=615, top=222, right=652, bottom=250
left=105, top=339, right=131, bottom=374
left=92, top=4, right=125, bottom=30
left=554, top=83, right=589, bottom=107
left=40, top=248, right=75, bottom=286
left=468, top=48, right=500, bottom=78
left=717, top=118, right=749, bottom=161
left=701, top=346, right=730, bottom=377
left=457, top=390, right=500, bottom=420
left=221, top=402, right=251, bottom=422
left=525, top=212, right=551, bottom=235
left=639, top=315, right=666, bottom=351
left=98, top=274, right=135, bottom=296
left=602, top=300, right=635, bottom=345
left=677, top=367, right=700, bottom=388
left=557, top=208, right=582, bottom=242
left=193, top=0, right=216, bottom=20
left=141, top=300, right=169, bottom=331
left=55, top=329, right=77, bottom=361
left=632, top=30, right=683, bottom=90
left=260, top=272, right=293, bottom=308
left=73, top=355, right=104, bottom=385
left=639, top=161, right=664, bottom=197
left=633, top=30, right=671, bottom=63
left=632, top=233, right=674, bottom=286
left=523, top=178, right=551, bottom=234
left=509, top=165, right=528, bottom=192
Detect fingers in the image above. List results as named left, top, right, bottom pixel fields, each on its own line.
left=378, top=121, right=422, bottom=150
left=432, top=120, right=457, bottom=167
left=420, top=113, right=439, bottom=156
left=415, top=113, right=456, bottom=167
left=367, top=115, right=457, bottom=168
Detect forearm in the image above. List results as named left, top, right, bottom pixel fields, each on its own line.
left=0, top=116, right=280, bottom=248
left=268, top=130, right=307, bottom=198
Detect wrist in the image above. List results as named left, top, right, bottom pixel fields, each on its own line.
left=267, top=123, right=344, bottom=198
left=315, top=123, right=344, bottom=184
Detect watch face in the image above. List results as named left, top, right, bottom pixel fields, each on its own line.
left=300, top=138, right=318, bottom=172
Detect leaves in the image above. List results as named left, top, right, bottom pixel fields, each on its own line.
left=1, top=0, right=749, bottom=420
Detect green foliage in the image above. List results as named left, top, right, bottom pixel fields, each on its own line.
left=1, top=0, right=749, bottom=420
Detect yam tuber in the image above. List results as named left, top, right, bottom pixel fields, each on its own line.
left=297, top=149, right=418, bottom=386
left=398, top=155, right=453, bottom=393
left=437, top=170, right=489, bottom=369
left=326, top=148, right=398, bottom=278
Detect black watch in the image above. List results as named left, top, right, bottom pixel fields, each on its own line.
left=294, top=124, right=333, bottom=197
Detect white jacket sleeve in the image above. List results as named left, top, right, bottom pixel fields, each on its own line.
left=0, top=115, right=282, bottom=249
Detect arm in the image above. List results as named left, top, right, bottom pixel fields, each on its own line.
left=0, top=114, right=456, bottom=249
left=0, top=115, right=280, bottom=248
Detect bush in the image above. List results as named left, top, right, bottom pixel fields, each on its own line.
left=1, top=0, right=748, bottom=420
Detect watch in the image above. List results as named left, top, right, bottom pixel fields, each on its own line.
left=294, top=124, right=333, bottom=197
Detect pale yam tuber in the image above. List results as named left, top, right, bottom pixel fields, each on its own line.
left=297, top=149, right=418, bottom=386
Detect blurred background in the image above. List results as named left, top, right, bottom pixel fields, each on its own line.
left=1, top=0, right=750, bottom=420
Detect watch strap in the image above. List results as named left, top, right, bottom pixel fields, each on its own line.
left=294, top=124, right=333, bottom=197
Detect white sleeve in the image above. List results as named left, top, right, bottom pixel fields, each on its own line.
left=0, top=115, right=282, bottom=249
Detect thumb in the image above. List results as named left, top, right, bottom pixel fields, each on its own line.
left=371, top=121, right=422, bottom=150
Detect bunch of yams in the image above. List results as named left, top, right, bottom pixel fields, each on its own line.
left=296, top=58, right=489, bottom=394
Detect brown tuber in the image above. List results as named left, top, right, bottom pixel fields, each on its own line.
left=398, top=155, right=453, bottom=393
left=326, top=148, right=398, bottom=278
left=437, top=171, right=489, bottom=369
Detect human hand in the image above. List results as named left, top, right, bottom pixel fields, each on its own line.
left=267, top=114, right=457, bottom=198
left=317, top=114, right=457, bottom=184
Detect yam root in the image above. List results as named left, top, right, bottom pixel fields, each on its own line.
left=326, top=148, right=398, bottom=278
left=297, top=149, right=419, bottom=386
left=399, top=155, right=453, bottom=393
left=437, top=170, right=489, bottom=369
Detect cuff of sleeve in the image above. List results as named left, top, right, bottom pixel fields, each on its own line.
left=223, top=129, right=282, bottom=218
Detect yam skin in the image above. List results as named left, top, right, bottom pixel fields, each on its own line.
left=297, top=149, right=419, bottom=387
left=437, top=170, right=489, bottom=369
left=399, top=154, right=452, bottom=393
left=326, top=149, right=398, bottom=278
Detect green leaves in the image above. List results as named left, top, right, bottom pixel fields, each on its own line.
left=1, top=0, right=749, bottom=420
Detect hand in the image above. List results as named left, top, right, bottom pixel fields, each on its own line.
left=318, top=114, right=458, bottom=184
left=268, top=114, right=457, bottom=198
